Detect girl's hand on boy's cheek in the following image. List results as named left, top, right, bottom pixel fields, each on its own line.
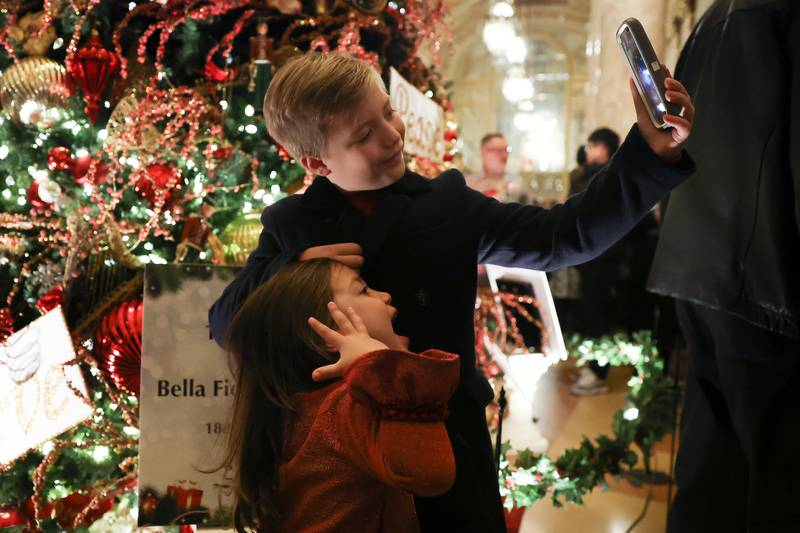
left=631, top=65, right=695, bottom=165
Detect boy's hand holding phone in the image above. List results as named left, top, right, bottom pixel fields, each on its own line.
left=631, top=68, right=695, bottom=165
left=617, top=18, right=694, bottom=165
left=309, top=302, right=388, bottom=382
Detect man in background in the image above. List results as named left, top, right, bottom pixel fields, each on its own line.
left=468, top=133, right=526, bottom=203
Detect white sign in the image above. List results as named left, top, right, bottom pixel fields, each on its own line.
left=482, top=266, right=568, bottom=454
left=138, top=264, right=239, bottom=528
left=483, top=264, right=567, bottom=363
left=389, top=67, right=445, bottom=162
left=0, top=308, right=92, bottom=465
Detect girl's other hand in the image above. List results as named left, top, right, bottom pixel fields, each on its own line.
left=308, top=302, right=388, bottom=382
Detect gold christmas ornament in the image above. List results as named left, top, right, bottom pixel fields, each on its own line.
left=106, top=218, right=142, bottom=269
left=219, top=213, right=263, bottom=266
left=105, top=92, right=160, bottom=154
left=312, top=0, right=387, bottom=16
left=345, top=0, right=388, bottom=14
left=0, top=57, right=73, bottom=128
left=7, top=11, right=58, bottom=56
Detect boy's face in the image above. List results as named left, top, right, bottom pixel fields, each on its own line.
left=303, top=81, right=406, bottom=191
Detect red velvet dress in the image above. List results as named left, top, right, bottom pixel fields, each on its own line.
left=275, top=349, right=459, bottom=532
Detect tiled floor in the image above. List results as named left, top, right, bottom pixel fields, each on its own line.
left=501, top=358, right=679, bottom=533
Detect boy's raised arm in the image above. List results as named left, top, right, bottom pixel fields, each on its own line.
left=473, top=122, right=694, bottom=271
left=474, top=72, right=695, bottom=271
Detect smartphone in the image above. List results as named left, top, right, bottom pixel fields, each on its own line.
left=616, top=18, right=681, bottom=129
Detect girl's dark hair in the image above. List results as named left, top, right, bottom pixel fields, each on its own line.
left=220, top=258, right=338, bottom=532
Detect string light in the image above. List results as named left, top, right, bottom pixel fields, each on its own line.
left=623, top=407, right=639, bottom=421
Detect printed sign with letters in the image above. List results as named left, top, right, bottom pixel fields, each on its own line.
left=389, top=67, right=445, bottom=163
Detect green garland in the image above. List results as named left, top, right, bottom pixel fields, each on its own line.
left=498, top=331, right=681, bottom=510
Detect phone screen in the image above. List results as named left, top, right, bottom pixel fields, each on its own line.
left=619, top=26, right=667, bottom=122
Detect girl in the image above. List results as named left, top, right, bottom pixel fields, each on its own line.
left=220, top=258, right=459, bottom=532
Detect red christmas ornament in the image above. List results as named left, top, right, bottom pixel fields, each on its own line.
left=0, top=307, right=13, bottom=344
left=10, top=497, right=55, bottom=527
left=140, top=494, right=157, bottom=520
left=47, top=147, right=74, bottom=172
left=36, top=285, right=64, bottom=314
left=66, top=34, right=120, bottom=124
left=54, top=491, right=114, bottom=529
left=27, top=180, right=47, bottom=208
left=135, top=163, right=180, bottom=206
left=444, top=130, right=458, bottom=142
left=203, top=60, right=236, bottom=83
left=0, top=507, right=26, bottom=528
left=94, top=298, right=142, bottom=396
left=71, top=155, right=108, bottom=186
left=212, top=146, right=234, bottom=160
left=443, top=152, right=454, bottom=162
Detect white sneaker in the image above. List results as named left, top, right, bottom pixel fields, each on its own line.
left=569, top=367, right=609, bottom=396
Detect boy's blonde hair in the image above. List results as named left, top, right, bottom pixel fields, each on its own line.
left=263, top=52, right=386, bottom=159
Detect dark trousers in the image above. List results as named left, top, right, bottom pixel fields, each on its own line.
left=669, top=301, right=800, bottom=533
left=414, top=388, right=507, bottom=533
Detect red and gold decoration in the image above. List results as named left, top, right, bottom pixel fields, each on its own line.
left=94, top=298, right=143, bottom=396
left=0, top=0, right=460, bottom=528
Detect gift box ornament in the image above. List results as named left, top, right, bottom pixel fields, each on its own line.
left=166, top=481, right=203, bottom=513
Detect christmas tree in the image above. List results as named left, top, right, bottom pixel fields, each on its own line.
left=0, top=1, right=457, bottom=530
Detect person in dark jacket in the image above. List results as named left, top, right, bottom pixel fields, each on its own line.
left=210, top=51, right=695, bottom=533
left=569, top=128, right=624, bottom=395
left=646, top=2, right=800, bottom=531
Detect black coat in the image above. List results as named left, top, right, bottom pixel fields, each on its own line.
left=209, top=125, right=692, bottom=403
left=208, top=124, right=692, bottom=531
left=648, top=0, right=800, bottom=339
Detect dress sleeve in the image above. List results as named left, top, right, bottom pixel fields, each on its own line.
left=338, top=349, right=459, bottom=497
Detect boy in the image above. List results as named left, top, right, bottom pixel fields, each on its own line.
left=209, top=52, right=695, bottom=532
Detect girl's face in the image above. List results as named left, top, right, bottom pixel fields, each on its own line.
left=329, top=265, right=408, bottom=351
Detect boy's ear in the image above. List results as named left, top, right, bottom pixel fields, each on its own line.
left=302, top=156, right=331, bottom=177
